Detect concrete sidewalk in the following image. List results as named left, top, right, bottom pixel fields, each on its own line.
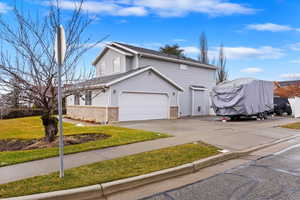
left=0, top=117, right=299, bottom=184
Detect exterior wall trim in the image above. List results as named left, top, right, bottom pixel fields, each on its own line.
left=104, top=67, right=184, bottom=92
left=112, top=42, right=139, bottom=54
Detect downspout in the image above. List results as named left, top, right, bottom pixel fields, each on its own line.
left=105, top=88, right=110, bottom=124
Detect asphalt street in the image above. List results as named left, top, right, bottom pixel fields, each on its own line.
left=141, top=144, right=300, bottom=200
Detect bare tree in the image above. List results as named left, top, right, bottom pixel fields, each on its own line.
left=0, top=0, right=105, bottom=142
left=216, top=44, right=228, bottom=83
left=198, top=32, right=209, bottom=64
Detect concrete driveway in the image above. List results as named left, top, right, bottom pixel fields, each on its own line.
left=118, top=116, right=300, bottom=151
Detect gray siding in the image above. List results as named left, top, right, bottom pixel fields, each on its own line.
left=95, top=49, right=126, bottom=76
left=139, top=57, right=216, bottom=116
left=66, top=89, right=109, bottom=107
left=109, top=70, right=179, bottom=108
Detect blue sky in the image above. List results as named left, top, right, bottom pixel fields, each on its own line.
left=1, top=0, right=300, bottom=81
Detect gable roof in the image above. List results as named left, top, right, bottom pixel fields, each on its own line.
left=111, top=42, right=217, bottom=70
left=92, top=45, right=133, bottom=66
left=69, top=66, right=184, bottom=91
left=278, top=80, right=300, bottom=87
left=92, top=42, right=217, bottom=70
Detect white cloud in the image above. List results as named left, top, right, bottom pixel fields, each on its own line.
left=291, top=59, right=300, bottom=64
left=182, top=46, right=199, bottom=54
left=173, top=39, right=187, bottom=42
left=246, top=23, right=295, bottom=32
left=46, top=1, right=147, bottom=16
left=280, top=73, right=300, bottom=80
left=45, top=0, right=256, bottom=17
left=241, top=67, right=263, bottom=74
left=209, top=46, right=284, bottom=60
left=117, top=6, right=147, bottom=16
left=289, top=43, right=300, bottom=51
left=0, top=2, right=12, bottom=13
left=133, top=0, right=256, bottom=17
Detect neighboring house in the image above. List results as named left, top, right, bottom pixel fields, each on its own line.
left=66, top=42, right=218, bottom=123
left=274, top=80, right=300, bottom=98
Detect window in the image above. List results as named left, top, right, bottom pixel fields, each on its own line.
left=99, top=62, right=106, bottom=75
left=180, top=64, right=188, bottom=70
left=74, top=94, right=80, bottom=105
left=85, top=91, right=92, bottom=106
left=113, top=57, right=121, bottom=73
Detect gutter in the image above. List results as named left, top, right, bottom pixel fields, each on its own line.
left=140, top=53, right=217, bottom=70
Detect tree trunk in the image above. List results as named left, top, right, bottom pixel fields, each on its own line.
left=41, top=114, right=58, bottom=143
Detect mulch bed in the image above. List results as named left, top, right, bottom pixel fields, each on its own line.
left=0, top=133, right=110, bottom=152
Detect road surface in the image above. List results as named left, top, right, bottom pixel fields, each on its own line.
left=142, top=144, right=300, bottom=200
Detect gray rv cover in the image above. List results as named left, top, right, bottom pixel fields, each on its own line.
left=211, top=78, right=274, bottom=116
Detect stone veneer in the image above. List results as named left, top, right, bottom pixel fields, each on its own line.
left=67, top=106, right=179, bottom=123
left=170, top=106, right=179, bottom=119
left=66, top=106, right=119, bottom=123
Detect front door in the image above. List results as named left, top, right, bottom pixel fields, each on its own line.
left=192, top=90, right=209, bottom=116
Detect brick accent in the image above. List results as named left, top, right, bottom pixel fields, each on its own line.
left=170, top=106, right=179, bottom=119
left=108, top=107, right=119, bottom=122
left=66, top=106, right=106, bottom=123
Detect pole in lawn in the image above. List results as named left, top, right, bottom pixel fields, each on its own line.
left=55, top=25, right=66, bottom=178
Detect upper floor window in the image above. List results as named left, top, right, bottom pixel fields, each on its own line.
left=74, top=94, right=80, bottom=105
left=85, top=91, right=92, bottom=106
left=100, top=62, right=106, bottom=75
left=180, top=64, right=188, bottom=70
left=113, top=57, right=121, bottom=73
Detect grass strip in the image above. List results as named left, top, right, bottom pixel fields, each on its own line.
left=281, top=122, right=300, bottom=130
left=0, top=143, right=219, bottom=198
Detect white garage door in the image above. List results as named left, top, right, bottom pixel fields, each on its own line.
left=119, top=92, right=169, bottom=121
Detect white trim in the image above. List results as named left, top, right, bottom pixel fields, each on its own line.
left=190, top=86, right=208, bottom=91
left=104, top=67, right=184, bottom=91
left=111, top=42, right=139, bottom=55
left=120, top=91, right=170, bottom=96
left=107, top=45, right=133, bottom=56
left=191, top=89, right=195, bottom=116
left=105, top=88, right=110, bottom=123
left=177, top=91, right=180, bottom=117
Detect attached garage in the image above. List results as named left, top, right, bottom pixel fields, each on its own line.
left=66, top=67, right=183, bottom=123
left=119, top=92, right=169, bottom=121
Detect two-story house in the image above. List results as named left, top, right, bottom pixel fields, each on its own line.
left=66, top=42, right=217, bottom=123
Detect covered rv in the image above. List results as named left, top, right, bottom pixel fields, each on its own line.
left=211, top=78, right=274, bottom=119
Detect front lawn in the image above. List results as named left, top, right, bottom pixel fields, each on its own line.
left=0, top=143, right=220, bottom=198
left=0, top=117, right=169, bottom=167
left=281, top=122, right=300, bottom=130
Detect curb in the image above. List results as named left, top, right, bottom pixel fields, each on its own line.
left=2, top=135, right=297, bottom=200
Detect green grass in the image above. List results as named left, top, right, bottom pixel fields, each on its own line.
left=0, top=117, right=169, bottom=167
left=281, top=122, right=300, bottom=130
left=0, top=143, right=220, bottom=198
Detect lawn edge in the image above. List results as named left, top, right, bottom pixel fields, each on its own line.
left=3, top=135, right=297, bottom=200
left=0, top=133, right=170, bottom=168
